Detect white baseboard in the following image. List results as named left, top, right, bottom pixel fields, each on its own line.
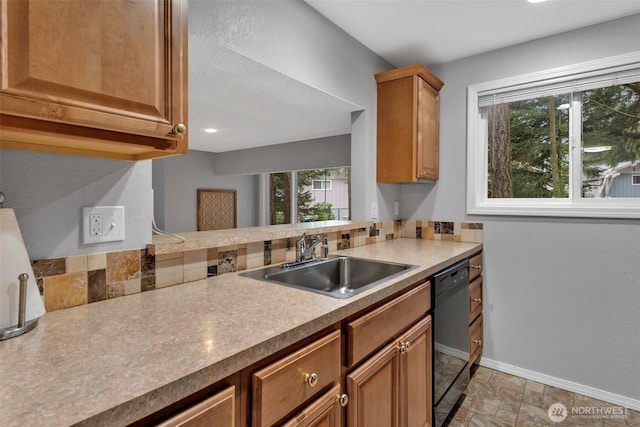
left=434, top=342, right=468, bottom=360
left=478, top=357, right=640, bottom=412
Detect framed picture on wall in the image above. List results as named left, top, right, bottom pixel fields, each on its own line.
left=197, top=189, right=237, bottom=231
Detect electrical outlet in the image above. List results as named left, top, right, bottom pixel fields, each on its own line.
left=394, top=200, right=400, bottom=216
left=371, top=202, right=378, bottom=220
left=83, top=206, right=125, bottom=244
left=89, top=213, right=103, bottom=236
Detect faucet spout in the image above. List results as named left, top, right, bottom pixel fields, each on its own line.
left=283, top=234, right=325, bottom=268
left=300, top=235, right=323, bottom=261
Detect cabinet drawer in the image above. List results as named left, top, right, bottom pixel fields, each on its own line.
left=469, top=252, right=483, bottom=281
left=469, top=315, right=483, bottom=365
left=469, top=277, right=483, bottom=324
left=157, top=386, right=235, bottom=427
left=252, top=330, right=341, bottom=427
left=347, top=281, right=430, bottom=367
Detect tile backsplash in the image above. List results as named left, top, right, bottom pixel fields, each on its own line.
left=32, top=220, right=483, bottom=312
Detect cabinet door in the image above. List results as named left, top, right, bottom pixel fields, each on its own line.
left=0, top=0, right=187, bottom=160
left=416, top=78, right=439, bottom=181
left=346, top=342, right=400, bottom=427
left=156, top=386, right=235, bottom=427
left=400, top=316, right=432, bottom=427
left=282, top=384, right=342, bottom=427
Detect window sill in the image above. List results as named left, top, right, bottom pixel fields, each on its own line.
left=467, top=199, right=640, bottom=219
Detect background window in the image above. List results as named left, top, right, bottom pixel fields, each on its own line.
left=269, top=168, right=350, bottom=224
left=312, top=180, right=332, bottom=190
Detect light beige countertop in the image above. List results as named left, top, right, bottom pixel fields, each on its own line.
left=0, top=238, right=481, bottom=426
left=150, top=220, right=372, bottom=255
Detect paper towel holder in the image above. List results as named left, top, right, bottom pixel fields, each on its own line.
left=0, top=273, right=39, bottom=340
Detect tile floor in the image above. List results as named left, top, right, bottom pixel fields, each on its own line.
left=445, top=366, right=639, bottom=426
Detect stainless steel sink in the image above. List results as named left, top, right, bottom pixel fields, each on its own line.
left=240, top=256, right=417, bottom=298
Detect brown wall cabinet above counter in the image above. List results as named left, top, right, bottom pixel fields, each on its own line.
left=0, top=0, right=188, bottom=161
left=375, top=64, right=443, bottom=183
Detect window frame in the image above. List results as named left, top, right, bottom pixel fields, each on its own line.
left=632, top=174, right=640, bottom=186
left=466, top=52, right=640, bottom=219
left=312, top=179, right=332, bottom=191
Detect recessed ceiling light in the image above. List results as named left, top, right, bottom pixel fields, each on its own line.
left=202, top=128, right=218, bottom=133
left=528, top=0, right=547, bottom=3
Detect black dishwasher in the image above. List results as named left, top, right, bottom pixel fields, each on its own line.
left=431, top=259, right=470, bottom=426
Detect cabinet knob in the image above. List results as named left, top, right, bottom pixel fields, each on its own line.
left=397, top=341, right=411, bottom=354
left=304, top=372, right=318, bottom=387
left=172, top=123, right=187, bottom=135
left=471, top=265, right=482, bottom=270
left=335, top=393, right=349, bottom=407
left=473, top=339, right=482, bottom=347
left=472, top=298, right=482, bottom=303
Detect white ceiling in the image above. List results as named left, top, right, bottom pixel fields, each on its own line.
left=188, top=36, right=361, bottom=153
left=306, top=0, right=640, bottom=67
left=188, top=0, right=640, bottom=153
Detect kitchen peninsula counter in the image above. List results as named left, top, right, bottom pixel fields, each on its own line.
left=149, top=220, right=373, bottom=255
left=0, top=238, right=481, bottom=426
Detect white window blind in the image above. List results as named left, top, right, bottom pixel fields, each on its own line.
left=478, top=61, right=640, bottom=107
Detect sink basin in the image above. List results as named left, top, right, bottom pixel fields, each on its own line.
left=240, top=256, right=417, bottom=298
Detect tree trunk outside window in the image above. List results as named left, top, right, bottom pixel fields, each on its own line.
left=489, top=103, right=513, bottom=198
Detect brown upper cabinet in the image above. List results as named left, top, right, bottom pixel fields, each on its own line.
left=375, top=64, right=443, bottom=183
left=0, top=0, right=188, bottom=161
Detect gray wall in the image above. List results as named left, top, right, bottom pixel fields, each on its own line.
left=0, top=149, right=152, bottom=260
left=402, top=15, right=640, bottom=402
left=153, top=150, right=259, bottom=233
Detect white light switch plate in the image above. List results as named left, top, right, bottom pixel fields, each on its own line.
left=82, top=206, right=125, bottom=244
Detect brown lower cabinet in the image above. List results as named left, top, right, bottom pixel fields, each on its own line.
left=137, top=279, right=437, bottom=427
left=346, top=316, right=432, bottom=427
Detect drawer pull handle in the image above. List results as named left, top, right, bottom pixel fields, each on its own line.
left=397, top=341, right=411, bottom=354
left=472, top=298, right=482, bottom=303
left=304, top=373, right=318, bottom=387
left=471, top=265, right=482, bottom=270
left=473, top=339, right=482, bottom=347
left=336, top=393, right=349, bottom=407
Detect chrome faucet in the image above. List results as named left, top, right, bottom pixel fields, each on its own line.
left=298, top=233, right=323, bottom=262
left=282, top=233, right=328, bottom=268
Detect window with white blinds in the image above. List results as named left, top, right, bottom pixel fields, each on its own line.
left=466, top=52, right=640, bottom=218
left=477, top=65, right=640, bottom=107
